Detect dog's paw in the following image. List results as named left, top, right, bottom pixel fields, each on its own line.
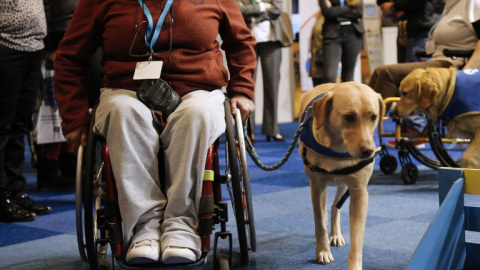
left=329, top=234, right=345, bottom=247
left=316, top=251, right=335, bottom=264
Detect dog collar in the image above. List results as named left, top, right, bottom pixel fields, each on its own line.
left=301, top=147, right=376, bottom=175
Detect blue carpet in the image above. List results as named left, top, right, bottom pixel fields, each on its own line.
left=0, top=120, right=445, bottom=269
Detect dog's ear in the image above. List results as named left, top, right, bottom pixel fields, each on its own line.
left=418, top=71, right=440, bottom=109
left=312, top=92, right=333, bottom=129
left=377, top=93, right=386, bottom=133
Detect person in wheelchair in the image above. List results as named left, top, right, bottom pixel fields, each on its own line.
left=53, top=0, right=256, bottom=265
left=368, top=0, right=480, bottom=148
left=369, top=0, right=480, bottom=100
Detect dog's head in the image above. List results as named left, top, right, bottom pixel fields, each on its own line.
left=397, top=67, right=455, bottom=118
left=312, top=82, right=385, bottom=159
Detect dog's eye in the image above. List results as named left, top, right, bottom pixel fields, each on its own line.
left=344, top=114, right=356, bottom=123
left=400, top=91, right=408, bottom=97
left=370, top=114, right=377, bottom=122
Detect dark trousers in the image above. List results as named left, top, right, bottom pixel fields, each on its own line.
left=0, top=45, right=43, bottom=198
left=323, top=25, right=363, bottom=83
left=254, top=41, right=282, bottom=136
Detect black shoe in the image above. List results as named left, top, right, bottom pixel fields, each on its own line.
left=266, top=134, right=285, bottom=142
left=0, top=198, right=36, bottom=222
left=12, top=193, right=52, bottom=215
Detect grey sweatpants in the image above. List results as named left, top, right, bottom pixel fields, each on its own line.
left=93, top=88, right=226, bottom=257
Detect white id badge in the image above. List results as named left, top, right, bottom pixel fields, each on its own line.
left=133, top=61, right=163, bottom=80
left=425, top=40, right=435, bottom=55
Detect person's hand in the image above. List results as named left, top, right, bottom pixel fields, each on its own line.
left=65, top=125, right=88, bottom=151
left=230, top=94, right=255, bottom=122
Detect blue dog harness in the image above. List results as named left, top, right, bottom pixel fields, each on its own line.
left=299, top=93, right=352, bottom=158
left=299, top=93, right=376, bottom=176
left=440, top=68, right=480, bottom=120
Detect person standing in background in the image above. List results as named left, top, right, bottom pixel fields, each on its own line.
left=309, top=11, right=325, bottom=87
left=238, top=0, right=285, bottom=142
left=0, top=0, right=52, bottom=222
left=379, top=0, right=444, bottom=63
left=320, top=0, right=364, bottom=83
left=35, top=0, right=80, bottom=191
left=377, top=0, right=406, bottom=63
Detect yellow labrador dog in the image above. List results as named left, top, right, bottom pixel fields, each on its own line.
left=298, top=82, right=385, bottom=270
left=397, top=67, right=480, bottom=168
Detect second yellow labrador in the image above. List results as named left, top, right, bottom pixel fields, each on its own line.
left=397, top=67, right=480, bottom=168
left=298, top=82, right=385, bottom=270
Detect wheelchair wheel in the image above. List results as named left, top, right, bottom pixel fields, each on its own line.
left=379, top=154, right=397, bottom=175
left=82, top=112, right=112, bottom=270
left=401, top=163, right=418, bottom=185
left=224, top=99, right=256, bottom=265
left=428, top=120, right=467, bottom=167
left=400, top=120, right=442, bottom=170
left=75, top=145, right=88, bottom=262
left=234, top=108, right=256, bottom=253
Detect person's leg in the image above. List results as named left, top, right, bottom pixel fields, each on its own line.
left=0, top=47, right=42, bottom=193
left=93, top=88, right=165, bottom=258
left=257, top=41, right=282, bottom=137
left=159, top=90, right=225, bottom=262
left=368, top=61, right=433, bottom=99
left=0, top=46, right=50, bottom=221
left=340, top=32, right=363, bottom=82
left=322, top=37, right=342, bottom=83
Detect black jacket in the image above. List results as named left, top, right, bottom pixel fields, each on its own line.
left=396, top=0, right=444, bottom=39
left=320, top=0, right=364, bottom=39
left=376, top=0, right=444, bottom=39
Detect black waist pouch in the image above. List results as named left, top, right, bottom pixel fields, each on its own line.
left=137, top=78, right=181, bottom=119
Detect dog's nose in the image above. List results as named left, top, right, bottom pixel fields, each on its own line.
left=360, top=147, right=373, bottom=158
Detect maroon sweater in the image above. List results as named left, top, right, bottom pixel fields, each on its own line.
left=54, top=0, right=256, bottom=135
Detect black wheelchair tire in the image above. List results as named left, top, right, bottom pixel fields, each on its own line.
left=428, top=120, right=462, bottom=168
left=82, top=108, right=105, bottom=270
left=401, top=121, right=442, bottom=170
left=401, top=163, right=418, bottom=185
left=379, top=154, right=398, bottom=175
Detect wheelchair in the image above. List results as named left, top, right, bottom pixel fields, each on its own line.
left=74, top=96, right=256, bottom=270
left=377, top=49, right=474, bottom=184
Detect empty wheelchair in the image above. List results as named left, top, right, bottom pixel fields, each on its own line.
left=74, top=96, right=256, bottom=270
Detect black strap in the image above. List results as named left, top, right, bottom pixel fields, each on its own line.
left=302, top=147, right=375, bottom=175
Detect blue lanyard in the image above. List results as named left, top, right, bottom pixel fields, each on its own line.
left=340, top=0, right=344, bottom=6
left=429, top=9, right=449, bottom=37
left=137, top=0, right=174, bottom=54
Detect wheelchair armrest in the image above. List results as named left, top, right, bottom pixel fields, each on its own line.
left=443, top=48, right=474, bottom=59
left=414, top=51, right=431, bottom=58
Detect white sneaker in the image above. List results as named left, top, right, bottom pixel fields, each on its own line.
left=161, top=246, right=197, bottom=264
left=126, top=239, right=160, bottom=264
left=387, top=140, right=425, bottom=150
